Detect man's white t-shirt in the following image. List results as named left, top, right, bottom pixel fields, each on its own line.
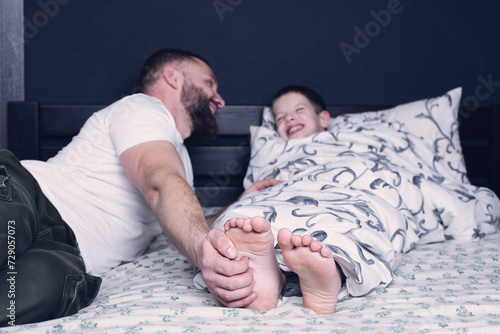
left=21, top=94, right=193, bottom=275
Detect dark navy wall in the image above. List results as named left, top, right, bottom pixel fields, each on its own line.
left=24, top=0, right=500, bottom=107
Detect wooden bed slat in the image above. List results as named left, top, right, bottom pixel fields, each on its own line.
left=7, top=101, right=39, bottom=160
left=188, top=146, right=249, bottom=177
left=7, top=101, right=500, bottom=206
left=39, top=105, right=104, bottom=136
left=38, top=104, right=265, bottom=137
left=195, top=187, right=243, bottom=207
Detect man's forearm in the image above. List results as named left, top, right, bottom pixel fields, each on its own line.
left=153, top=173, right=208, bottom=266
left=119, top=141, right=209, bottom=267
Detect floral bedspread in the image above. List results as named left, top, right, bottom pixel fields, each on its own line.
left=3, top=233, right=500, bottom=334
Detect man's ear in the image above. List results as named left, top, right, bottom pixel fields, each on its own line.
left=162, top=65, right=181, bottom=89
left=320, top=110, right=331, bottom=129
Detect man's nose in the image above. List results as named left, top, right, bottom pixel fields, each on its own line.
left=213, top=93, right=225, bottom=111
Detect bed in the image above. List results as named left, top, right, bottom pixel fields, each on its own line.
left=4, top=87, right=500, bottom=333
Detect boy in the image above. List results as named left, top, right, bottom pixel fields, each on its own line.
left=272, top=85, right=331, bottom=140
left=222, top=86, right=344, bottom=314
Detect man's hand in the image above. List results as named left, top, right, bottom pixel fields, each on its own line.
left=239, top=179, right=283, bottom=199
left=198, top=229, right=257, bottom=307
left=198, top=178, right=282, bottom=305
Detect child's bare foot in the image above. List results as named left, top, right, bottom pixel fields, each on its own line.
left=277, top=228, right=342, bottom=314
left=224, top=216, right=285, bottom=311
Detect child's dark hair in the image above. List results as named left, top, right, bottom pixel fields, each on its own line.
left=271, top=85, right=327, bottom=114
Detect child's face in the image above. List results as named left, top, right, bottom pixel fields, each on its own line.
left=272, top=92, right=330, bottom=140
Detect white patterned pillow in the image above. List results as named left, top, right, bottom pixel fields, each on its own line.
left=257, top=87, right=468, bottom=185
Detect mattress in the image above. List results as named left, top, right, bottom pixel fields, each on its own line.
left=4, top=232, right=499, bottom=333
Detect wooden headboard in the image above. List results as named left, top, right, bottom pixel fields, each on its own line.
left=7, top=102, right=500, bottom=206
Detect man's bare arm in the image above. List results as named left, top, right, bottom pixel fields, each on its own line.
left=120, top=140, right=206, bottom=263
left=119, top=140, right=256, bottom=306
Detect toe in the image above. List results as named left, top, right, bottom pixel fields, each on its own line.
left=249, top=216, right=271, bottom=233
left=290, top=234, right=303, bottom=247
left=302, top=235, right=313, bottom=246
left=309, top=240, right=323, bottom=252
left=277, top=228, right=294, bottom=252
left=320, top=246, right=333, bottom=258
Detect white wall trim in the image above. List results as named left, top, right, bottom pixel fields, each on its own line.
left=0, top=0, right=24, bottom=149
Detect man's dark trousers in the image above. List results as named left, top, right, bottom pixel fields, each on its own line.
left=0, top=149, right=101, bottom=327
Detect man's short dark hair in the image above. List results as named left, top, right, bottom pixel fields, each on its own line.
left=136, top=48, right=210, bottom=94
left=271, top=85, right=327, bottom=114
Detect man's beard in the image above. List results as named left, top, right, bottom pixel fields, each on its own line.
left=180, top=82, right=218, bottom=138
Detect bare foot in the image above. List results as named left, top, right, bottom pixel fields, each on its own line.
left=224, top=216, right=285, bottom=311
left=277, top=228, right=342, bottom=314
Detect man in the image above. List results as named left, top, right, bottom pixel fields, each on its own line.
left=0, top=49, right=256, bottom=327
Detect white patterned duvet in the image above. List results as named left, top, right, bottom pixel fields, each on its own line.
left=208, top=89, right=500, bottom=298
